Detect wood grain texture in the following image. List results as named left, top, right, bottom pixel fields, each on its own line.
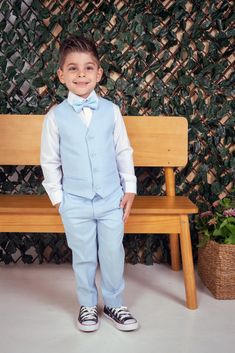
left=124, top=116, right=188, bottom=166
left=0, top=115, right=188, bottom=166
left=0, top=195, right=198, bottom=214
left=179, top=215, right=198, bottom=309
left=0, top=115, right=44, bottom=165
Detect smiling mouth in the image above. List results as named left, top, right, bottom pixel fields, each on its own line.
left=74, top=82, right=89, bottom=85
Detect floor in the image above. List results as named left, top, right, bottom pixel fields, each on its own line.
left=0, top=262, right=234, bottom=353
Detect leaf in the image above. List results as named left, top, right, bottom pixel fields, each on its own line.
left=211, top=182, right=222, bottom=195
left=106, top=78, right=115, bottom=90
left=179, top=75, right=192, bottom=85
left=0, top=81, right=11, bottom=91
left=0, top=56, right=7, bottom=72
left=0, top=19, right=7, bottom=31
left=6, top=240, right=16, bottom=254
left=128, top=106, right=139, bottom=115
left=135, top=23, right=144, bottom=35
left=6, top=66, right=16, bottom=80
left=32, top=77, right=45, bottom=88
left=22, top=254, right=33, bottom=264
left=225, top=234, right=235, bottom=245
left=55, top=84, right=67, bottom=99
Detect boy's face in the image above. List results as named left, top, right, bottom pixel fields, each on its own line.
left=57, top=51, right=103, bottom=98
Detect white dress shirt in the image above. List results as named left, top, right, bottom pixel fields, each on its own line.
left=40, top=91, right=137, bottom=205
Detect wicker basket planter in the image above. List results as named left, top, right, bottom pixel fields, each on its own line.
left=198, top=239, right=235, bottom=299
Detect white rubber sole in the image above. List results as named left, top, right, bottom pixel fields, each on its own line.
left=103, top=313, right=139, bottom=331
left=77, top=320, right=100, bottom=332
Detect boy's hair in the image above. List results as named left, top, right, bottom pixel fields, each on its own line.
left=58, top=34, right=99, bottom=68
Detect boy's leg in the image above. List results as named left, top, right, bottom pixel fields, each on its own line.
left=94, top=189, right=139, bottom=331
left=94, top=188, right=125, bottom=307
left=98, top=208, right=125, bottom=307
left=60, top=193, right=98, bottom=307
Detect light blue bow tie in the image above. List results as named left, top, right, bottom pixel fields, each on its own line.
left=71, top=95, right=99, bottom=113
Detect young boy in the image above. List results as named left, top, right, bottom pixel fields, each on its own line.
left=40, top=35, right=139, bottom=332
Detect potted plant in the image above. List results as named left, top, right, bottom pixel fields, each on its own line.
left=195, top=193, right=235, bottom=299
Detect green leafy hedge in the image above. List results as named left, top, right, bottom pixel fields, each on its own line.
left=0, top=0, right=234, bottom=264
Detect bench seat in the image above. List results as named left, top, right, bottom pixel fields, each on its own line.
left=0, top=194, right=197, bottom=233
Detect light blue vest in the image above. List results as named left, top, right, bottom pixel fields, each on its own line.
left=54, top=97, right=121, bottom=199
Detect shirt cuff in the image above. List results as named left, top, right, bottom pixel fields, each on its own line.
left=122, top=181, right=137, bottom=194
left=49, top=190, right=63, bottom=206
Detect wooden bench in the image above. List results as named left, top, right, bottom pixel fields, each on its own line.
left=0, top=114, right=198, bottom=309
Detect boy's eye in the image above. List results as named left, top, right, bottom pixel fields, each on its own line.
left=86, top=66, right=94, bottom=70
left=69, top=67, right=76, bottom=71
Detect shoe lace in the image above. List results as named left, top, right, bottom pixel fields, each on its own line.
left=80, top=306, right=97, bottom=321
left=111, top=306, right=132, bottom=320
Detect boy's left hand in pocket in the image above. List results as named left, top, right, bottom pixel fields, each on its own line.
left=120, top=193, right=135, bottom=223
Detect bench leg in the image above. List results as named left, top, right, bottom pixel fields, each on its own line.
left=169, top=233, right=181, bottom=271
left=179, top=215, right=198, bottom=309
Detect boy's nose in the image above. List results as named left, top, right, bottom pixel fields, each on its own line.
left=78, top=71, right=85, bottom=77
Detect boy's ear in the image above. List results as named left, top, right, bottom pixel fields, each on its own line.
left=57, top=68, right=65, bottom=84
left=96, top=67, right=103, bottom=83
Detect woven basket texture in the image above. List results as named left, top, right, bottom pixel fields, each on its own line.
left=198, top=240, right=235, bottom=299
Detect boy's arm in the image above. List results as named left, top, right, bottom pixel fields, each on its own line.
left=40, top=108, right=63, bottom=207
left=113, top=105, right=137, bottom=194
left=113, top=105, right=137, bottom=222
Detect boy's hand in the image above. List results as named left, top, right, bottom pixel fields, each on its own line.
left=120, top=193, right=135, bottom=223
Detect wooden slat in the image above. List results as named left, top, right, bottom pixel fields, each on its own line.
left=0, top=115, right=44, bottom=165
left=0, top=115, right=188, bottom=167
left=0, top=194, right=197, bottom=233
left=0, top=195, right=198, bottom=214
left=124, top=116, right=188, bottom=166
left=125, top=215, right=181, bottom=233
left=129, top=196, right=198, bottom=214
left=0, top=214, right=182, bottom=234
left=0, top=214, right=64, bottom=233
left=0, top=194, right=55, bottom=213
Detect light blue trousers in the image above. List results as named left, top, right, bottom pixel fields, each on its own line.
left=59, top=187, right=125, bottom=307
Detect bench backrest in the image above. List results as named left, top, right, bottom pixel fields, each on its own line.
left=0, top=115, right=188, bottom=167
left=0, top=114, right=188, bottom=196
